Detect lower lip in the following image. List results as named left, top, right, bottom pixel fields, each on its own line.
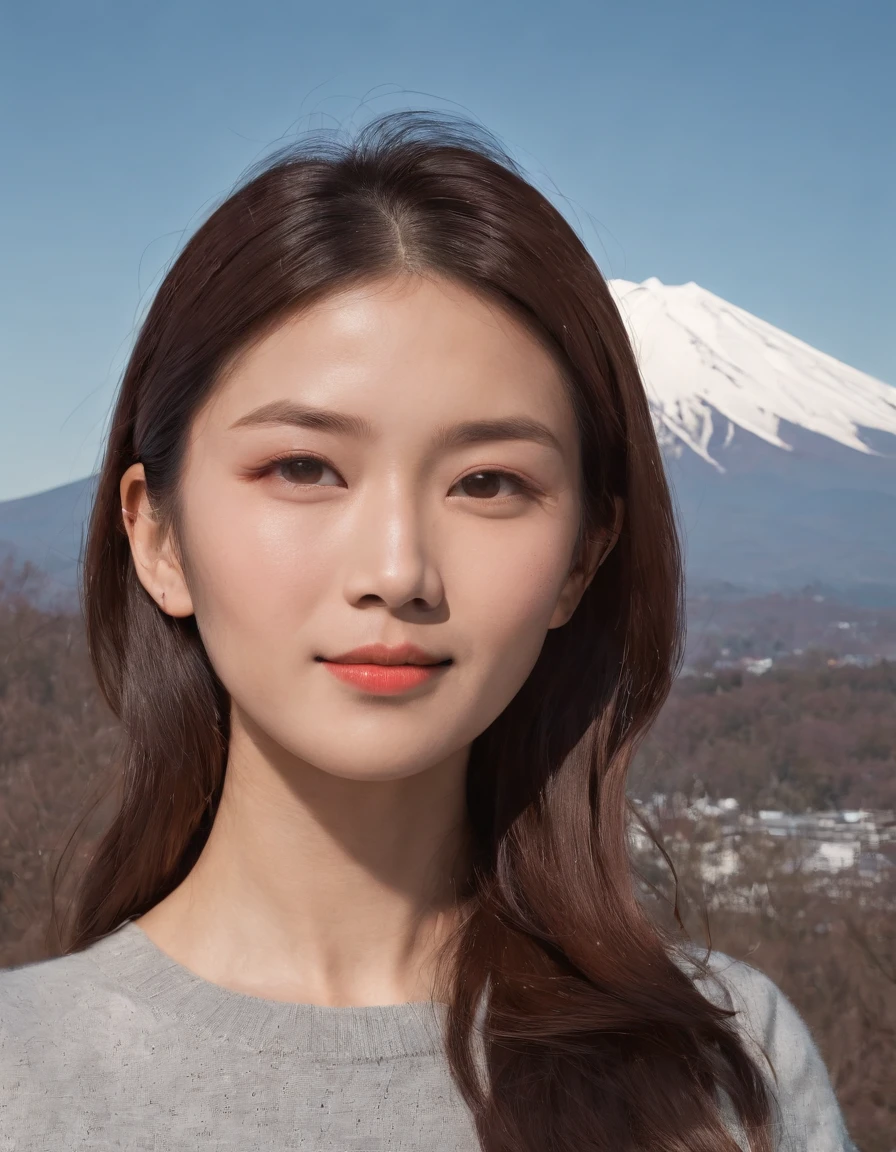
left=320, top=661, right=450, bottom=695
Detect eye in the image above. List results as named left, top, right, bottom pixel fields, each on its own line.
left=449, top=470, right=534, bottom=500
left=255, top=457, right=537, bottom=501
left=262, top=454, right=344, bottom=488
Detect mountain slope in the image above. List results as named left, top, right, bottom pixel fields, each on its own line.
left=607, top=278, right=896, bottom=600
left=0, top=475, right=97, bottom=609
left=608, top=277, right=896, bottom=472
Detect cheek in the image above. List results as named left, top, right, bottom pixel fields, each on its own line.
left=452, top=525, right=573, bottom=668
left=437, top=527, right=574, bottom=749
left=180, top=502, right=339, bottom=669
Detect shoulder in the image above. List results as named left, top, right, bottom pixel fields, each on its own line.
left=0, top=937, right=160, bottom=1087
left=0, top=947, right=99, bottom=1039
left=673, top=945, right=858, bottom=1152
left=683, top=947, right=813, bottom=1064
left=0, top=940, right=134, bottom=1027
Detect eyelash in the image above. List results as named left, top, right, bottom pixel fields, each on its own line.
left=254, top=452, right=541, bottom=501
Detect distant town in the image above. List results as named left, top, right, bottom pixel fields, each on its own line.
left=683, top=589, right=896, bottom=671
left=629, top=791, right=896, bottom=916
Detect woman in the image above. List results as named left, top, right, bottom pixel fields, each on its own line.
left=0, top=111, right=855, bottom=1151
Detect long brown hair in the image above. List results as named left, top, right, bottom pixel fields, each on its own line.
left=67, top=111, right=774, bottom=1151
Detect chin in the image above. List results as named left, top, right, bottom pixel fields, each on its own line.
left=293, top=728, right=467, bottom=783
left=308, top=753, right=448, bottom=784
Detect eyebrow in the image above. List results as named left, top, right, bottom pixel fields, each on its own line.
left=228, top=400, right=565, bottom=454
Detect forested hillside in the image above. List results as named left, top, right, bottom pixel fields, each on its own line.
left=632, top=659, right=896, bottom=812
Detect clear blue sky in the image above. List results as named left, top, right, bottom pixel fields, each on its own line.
left=1, top=0, right=892, bottom=501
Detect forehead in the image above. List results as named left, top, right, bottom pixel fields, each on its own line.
left=202, top=274, right=578, bottom=440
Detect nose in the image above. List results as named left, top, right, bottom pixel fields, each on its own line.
left=341, top=479, right=446, bottom=613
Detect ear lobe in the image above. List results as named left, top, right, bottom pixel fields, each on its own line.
left=596, top=495, right=624, bottom=572
left=547, top=497, right=624, bottom=630
left=119, top=463, right=195, bottom=618
left=576, top=495, right=625, bottom=583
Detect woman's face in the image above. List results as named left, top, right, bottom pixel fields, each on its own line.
left=129, top=274, right=600, bottom=782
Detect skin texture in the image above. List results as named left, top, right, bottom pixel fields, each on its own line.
left=119, top=273, right=621, bottom=1007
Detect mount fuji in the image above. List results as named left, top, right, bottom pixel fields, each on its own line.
left=2, top=277, right=895, bottom=608
left=608, top=278, right=896, bottom=602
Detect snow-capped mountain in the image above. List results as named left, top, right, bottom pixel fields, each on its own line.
left=2, top=278, right=895, bottom=607
left=607, top=278, right=896, bottom=602
left=608, top=277, right=896, bottom=472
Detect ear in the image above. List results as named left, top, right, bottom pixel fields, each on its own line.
left=548, top=496, right=624, bottom=630
left=119, top=464, right=195, bottom=618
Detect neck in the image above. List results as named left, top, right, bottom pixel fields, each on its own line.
left=135, top=704, right=473, bottom=1007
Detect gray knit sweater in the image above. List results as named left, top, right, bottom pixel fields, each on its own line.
left=0, top=920, right=857, bottom=1151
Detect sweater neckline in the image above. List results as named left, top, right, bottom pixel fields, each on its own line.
left=83, top=919, right=451, bottom=1060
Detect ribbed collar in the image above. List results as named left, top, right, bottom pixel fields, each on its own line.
left=82, top=919, right=452, bottom=1061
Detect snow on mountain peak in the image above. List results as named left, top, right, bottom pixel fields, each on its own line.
left=606, top=277, right=896, bottom=472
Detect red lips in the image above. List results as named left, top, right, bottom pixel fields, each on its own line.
left=318, top=642, right=452, bottom=695
left=321, top=642, right=450, bottom=666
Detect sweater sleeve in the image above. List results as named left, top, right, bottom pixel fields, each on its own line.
left=700, top=953, right=859, bottom=1152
